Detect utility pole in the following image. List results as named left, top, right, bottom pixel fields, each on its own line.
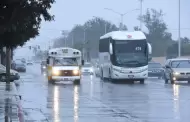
left=5, top=47, right=11, bottom=83
left=61, top=30, right=69, bottom=47
left=178, top=0, right=181, bottom=57
left=139, top=0, right=143, bottom=30
left=83, top=28, right=86, bottom=60
left=120, top=14, right=124, bottom=30
left=105, top=22, right=107, bottom=34
left=71, top=32, right=74, bottom=47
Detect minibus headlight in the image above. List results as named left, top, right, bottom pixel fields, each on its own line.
left=73, top=69, right=79, bottom=75
left=52, top=69, right=60, bottom=75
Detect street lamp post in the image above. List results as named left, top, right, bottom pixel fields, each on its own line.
left=61, top=30, right=69, bottom=47
left=83, top=27, right=86, bottom=60
left=104, top=8, right=140, bottom=30
left=178, top=0, right=181, bottom=57
left=139, top=0, right=143, bottom=30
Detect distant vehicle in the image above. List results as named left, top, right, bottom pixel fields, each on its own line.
left=21, top=58, right=26, bottom=63
left=15, top=63, right=26, bottom=72
left=99, top=31, right=152, bottom=84
left=164, top=58, right=190, bottom=84
left=46, top=47, right=83, bottom=85
left=27, top=60, right=33, bottom=65
left=82, top=63, right=94, bottom=75
left=41, top=60, right=47, bottom=73
left=0, top=64, right=20, bottom=82
left=148, top=62, right=164, bottom=79
left=94, top=63, right=101, bottom=77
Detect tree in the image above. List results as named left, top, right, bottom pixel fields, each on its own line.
left=140, top=9, right=172, bottom=56
left=54, top=17, right=121, bottom=59
left=0, top=0, right=55, bottom=83
left=134, top=26, right=141, bottom=31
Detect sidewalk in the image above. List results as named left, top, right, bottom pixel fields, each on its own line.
left=0, top=82, right=24, bottom=122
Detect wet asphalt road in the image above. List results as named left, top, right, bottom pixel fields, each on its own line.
left=16, top=63, right=190, bottom=122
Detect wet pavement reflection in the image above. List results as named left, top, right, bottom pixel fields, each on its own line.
left=16, top=64, right=190, bottom=122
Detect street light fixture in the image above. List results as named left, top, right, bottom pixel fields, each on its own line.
left=104, top=8, right=140, bottom=30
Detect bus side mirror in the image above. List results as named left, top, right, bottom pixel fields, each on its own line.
left=148, top=56, right=152, bottom=62
left=46, top=59, right=49, bottom=64
left=165, top=65, right=170, bottom=68
left=109, top=43, right=113, bottom=54
left=82, top=60, right=84, bottom=65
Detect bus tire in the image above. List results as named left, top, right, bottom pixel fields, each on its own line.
left=140, top=79, right=144, bottom=84
left=100, top=69, right=104, bottom=81
left=109, top=69, right=114, bottom=82
left=48, top=80, right=55, bottom=84
left=74, top=79, right=80, bottom=85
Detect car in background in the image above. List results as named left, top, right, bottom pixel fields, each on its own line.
left=81, top=63, right=94, bottom=75
left=0, top=64, right=20, bottom=82
left=164, top=58, right=190, bottom=84
left=94, top=63, right=101, bottom=77
left=148, top=62, right=164, bottom=79
left=26, top=60, right=33, bottom=65
left=14, top=63, right=26, bottom=72
left=41, top=60, right=47, bottom=73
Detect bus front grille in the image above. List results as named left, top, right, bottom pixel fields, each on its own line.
left=60, top=70, right=73, bottom=76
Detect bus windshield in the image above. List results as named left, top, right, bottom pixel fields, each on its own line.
left=54, top=58, right=78, bottom=66
left=113, top=39, right=148, bottom=67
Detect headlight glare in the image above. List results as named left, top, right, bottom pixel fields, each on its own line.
left=73, top=69, right=79, bottom=75
left=173, top=72, right=179, bottom=75
left=52, top=69, right=60, bottom=75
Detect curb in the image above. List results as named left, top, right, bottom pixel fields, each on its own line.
left=12, top=83, right=25, bottom=122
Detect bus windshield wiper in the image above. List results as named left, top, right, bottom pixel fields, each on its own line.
left=124, top=60, right=140, bottom=64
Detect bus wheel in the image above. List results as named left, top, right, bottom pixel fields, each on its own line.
left=49, top=80, right=55, bottom=84
left=109, top=70, right=114, bottom=82
left=74, top=80, right=80, bottom=85
left=140, top=79, right=144, bottom=84
left=48, top=77, right=55, bottom=84
left=101, top=70, right=104, bottom=81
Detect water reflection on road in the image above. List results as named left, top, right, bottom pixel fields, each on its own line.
left=74, top=85, right=79, bottom=122
left=173, top=84, right=180, bottom=120
left=18, top=65, right=190, bottom=122
left=53, top=86, right=60, bottom=122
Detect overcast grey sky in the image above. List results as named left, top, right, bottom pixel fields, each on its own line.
left=14, top=0, right=190, bottom=58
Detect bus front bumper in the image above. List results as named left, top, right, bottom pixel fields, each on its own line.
left=52, top=76, right=80, bottom=81
left=112, top=71, right=148, bottom=80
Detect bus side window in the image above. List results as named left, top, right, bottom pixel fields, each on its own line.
left=99, top=38, right=109, bottom=52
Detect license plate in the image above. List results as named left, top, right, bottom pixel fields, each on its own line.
left=128, top=75, right=134, bottom=78
left=64, top=78, right=68, bottom=80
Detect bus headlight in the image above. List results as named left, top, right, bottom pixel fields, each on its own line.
left=73, top=69, right=79, bottom=75
left=52, top=69, right=60, bottom=75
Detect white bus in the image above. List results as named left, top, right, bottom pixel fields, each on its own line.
left=99, top=31, right=152, bottom=84
left=46, top=47, right=84, bottom=85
